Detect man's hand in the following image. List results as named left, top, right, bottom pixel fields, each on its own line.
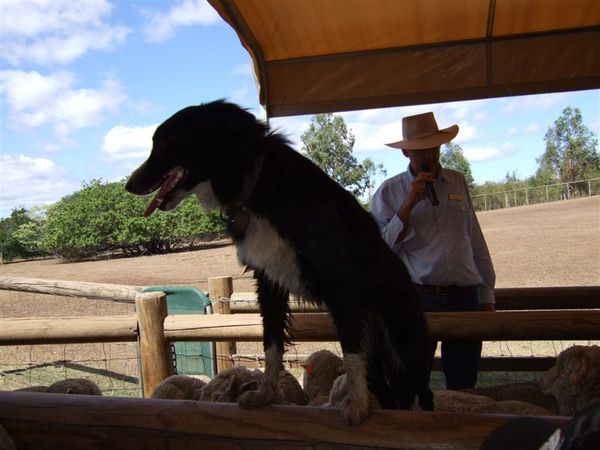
left=409, top=171, right=435, bottom=204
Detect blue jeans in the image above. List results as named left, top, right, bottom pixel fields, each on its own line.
left=419, top=288, right=482, bottom=390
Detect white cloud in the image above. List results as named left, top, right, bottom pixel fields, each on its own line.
left=463, top=145, right=506, bottom=162
left=501, top=93, right=569, bottom=114
left=0, top=154, right=76, bottom=214
left=232, top=63, right=253, bottom=76
left=0, top=70, right=126, bottom=137
left=229, top=84, right=249, bottom=105
left=269, top=115, right=312, bottom=149
left=102, top=124, right=158, bottom=161
left=465, top=142, right=519, bottom=166
left=453, top=121, right=478, bottom=144
left=142, top=0, right=220, bottom=43
left=0, top=0, right=130, bottom=66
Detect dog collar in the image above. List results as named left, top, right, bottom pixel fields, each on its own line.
left=221, top=155, right=264, bottom=238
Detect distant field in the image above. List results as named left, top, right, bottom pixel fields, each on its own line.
left=2, top=195, right=598, bottom=291
left=1, top=196, right=598, bottom=393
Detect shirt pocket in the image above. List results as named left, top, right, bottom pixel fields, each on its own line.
left=447, top=199, right=468, bottom=213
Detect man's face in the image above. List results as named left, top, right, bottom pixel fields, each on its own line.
left=403, top=146, right=441, bottom=175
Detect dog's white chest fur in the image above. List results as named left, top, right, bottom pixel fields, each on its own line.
left=192, top=180, right=304, bottom=295
left=237, top=216, right=305, bottom=296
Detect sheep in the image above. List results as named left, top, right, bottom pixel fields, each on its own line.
left=478, top=417, right=560, bottom=450
left=433, top=389, right=555, bottom=416
left=278, top=369, right=308, bottom=405
left=480, top=400, right=600, bottom=450
left=198, top=366, right=307, bottom=405
left=47, top=378, right=103, bottom=395
left=540, top=344, right=600, bottom=415
left=200, top=366, right=266, bottom=403
left=14, top=378, right=102, bottom=395
left=151, top=375, right=206, bottom=400
left=325, top=373, right=381, bottom=410
left=14, top=385, right=49, bottom=393
left=463, top=380, right=559, bottom=414
left=301, top=350, right=344, bottom=406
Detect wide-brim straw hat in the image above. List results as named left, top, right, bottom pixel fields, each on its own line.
left=385, top=112, right=459, bottom=150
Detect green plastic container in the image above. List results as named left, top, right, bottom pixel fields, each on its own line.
left=141, top=286, right=215, bottom=378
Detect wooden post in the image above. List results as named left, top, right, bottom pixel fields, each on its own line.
left=208, top=276, right=235, bottom=372
left=135, top=292, right=173, bottom=397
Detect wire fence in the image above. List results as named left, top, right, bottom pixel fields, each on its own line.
left=472, top=178, right=600, bottom=211
left=3, top=339, right=600, bottom=394
left=0, top=342, right=140, bottom=396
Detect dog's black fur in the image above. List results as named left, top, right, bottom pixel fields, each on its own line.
left=126, top=100, right=433, bottom=425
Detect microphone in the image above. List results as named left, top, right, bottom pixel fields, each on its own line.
left=420, top=163, right=440, bottom=206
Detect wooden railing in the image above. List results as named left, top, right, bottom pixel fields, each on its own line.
left=1, top=275, right=595, bottom=449
left=0, top=391, right=568, bottom=450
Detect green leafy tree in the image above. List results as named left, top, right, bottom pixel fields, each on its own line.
left=0, top=207, right=48, bottom=262
left=301, top=113, right=382, bottom=198
left=441, top=142, right=475, bottom=189
left=12, top=207, right=46, bottom=255
left=362, top=157, right=387, bottom=199
left=42, top=179, right=225, bottom=261
left=536, top=107, right=599, bottom=188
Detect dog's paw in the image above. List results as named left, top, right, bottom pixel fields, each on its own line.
left=238, top=387, right=281, bottom=408
left=340, top=393, right=370, bottom=427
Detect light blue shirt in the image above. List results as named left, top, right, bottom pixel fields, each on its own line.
left=370, top=165, right=496, bottom=305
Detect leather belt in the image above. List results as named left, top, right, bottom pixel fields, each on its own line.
left=413, top=284, right=477, bottom=296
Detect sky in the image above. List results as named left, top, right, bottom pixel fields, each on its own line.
left=1, top=0, right=599, bottom=218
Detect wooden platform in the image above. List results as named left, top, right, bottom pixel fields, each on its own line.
left=0, top=392, right=568, bottom=450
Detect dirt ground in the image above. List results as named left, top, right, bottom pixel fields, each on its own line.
left=0, top=196, right=598, bottom=393
left=1, top=196, right=598, bottom=292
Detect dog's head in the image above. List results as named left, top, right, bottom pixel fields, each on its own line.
left=125, top=100, right=267, bottom=216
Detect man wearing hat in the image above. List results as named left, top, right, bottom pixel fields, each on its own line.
left=370, top=111, right=496, bottom=390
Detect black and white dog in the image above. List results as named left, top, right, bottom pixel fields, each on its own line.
left=126, top=100, right=433, bottom=425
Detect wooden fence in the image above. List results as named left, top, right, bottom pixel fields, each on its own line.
left=0, top=391, right=569, bottom=450
left=2, top=276, right=600, bottom=377
left=0, top=276, right=598, bottom=449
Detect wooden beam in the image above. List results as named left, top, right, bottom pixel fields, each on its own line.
left=0, top=276, right=141, bottom=303
left=494, top=286, right=600, bottom=310
left=2, top=310, right=600, bottom=346
left=164, top=310, right=600, bottom=341
left=230, top=286, right=600, bottom=312
left=0, top=392, right=568, bottom=450
left=0, top=315, right=138, bottom=345
left=2, top=277, right=597, bottom=310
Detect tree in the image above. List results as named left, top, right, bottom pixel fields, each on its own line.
left=362, top=157, right=387, bottom=199
left=536, top=107, right=599, bottom=188
left=0, top=207, right=47, bottom=262
left=301, top=113, right=383, bottom=198
left=441, top=142, right=475, bottom=189
left=41, top=179, right=225, bottom=261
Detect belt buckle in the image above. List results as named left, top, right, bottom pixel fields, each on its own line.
left=435, top=285, right=449, bottom=296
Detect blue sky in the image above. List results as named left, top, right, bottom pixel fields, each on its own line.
left=1, top=0, right=598, bottom=218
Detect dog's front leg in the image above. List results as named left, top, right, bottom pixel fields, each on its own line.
left=238, top=273, right=287, bottom=408
left=330, top=306, right=371, bottom=426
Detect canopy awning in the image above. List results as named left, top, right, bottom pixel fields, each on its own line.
left=208, top=0, right=600, bottom=117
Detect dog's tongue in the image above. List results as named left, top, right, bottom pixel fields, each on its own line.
left=144, top=168, right=184, bottom=217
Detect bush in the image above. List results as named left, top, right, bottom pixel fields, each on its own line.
left=41, top=179, right=225, bottom=261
